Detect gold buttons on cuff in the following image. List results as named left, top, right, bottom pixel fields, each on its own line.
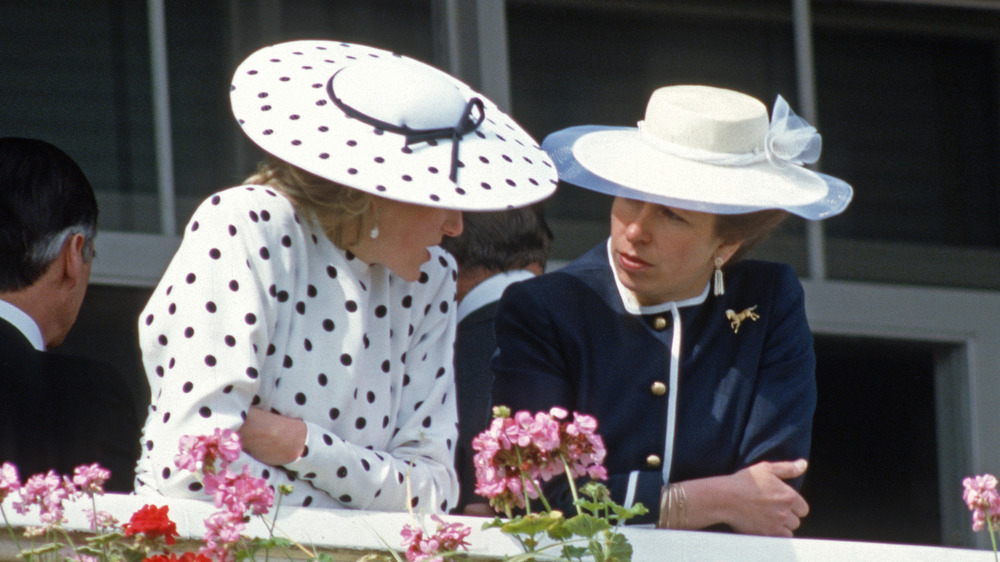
left=654, top=316, right=668, bottom=330
left=646, top=454, right=662, bottom=468
left=650, top=381, right=667, bottom=396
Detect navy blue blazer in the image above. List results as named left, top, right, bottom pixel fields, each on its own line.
left=453, top=299, right=500, bottom=512
left=492, top=243, right=816, bottom=524
left=0, top=318, right=141, bottom=491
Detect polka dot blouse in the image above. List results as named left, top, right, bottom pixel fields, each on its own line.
left=135, top=186, right=459, bottom=513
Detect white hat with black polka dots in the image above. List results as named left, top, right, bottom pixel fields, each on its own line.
left=230, top=40, right=558, bottom=211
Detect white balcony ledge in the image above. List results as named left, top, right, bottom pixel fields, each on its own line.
left=0, top=493, right=994, bottom=561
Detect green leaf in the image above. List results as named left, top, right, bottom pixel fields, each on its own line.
left=575, top=499, right=603, bottom=514
left=19, top=542, right=64, bottom=556
left=481, top=515, right=507, bottom=530
left=501, top=511, right=565, bottom=536
left=599, top=530, right=634, bottom=562
left=609, top=501, right=649, bottom=522
left=545, top=519, right=573, bottom=541
left=122, top=548, right=149, bottom=562
left=83, top=531, right=126, bottom=544
left=562, top=513, right=610, bottom=538
left=580, top=482, right=612, bottom=502
left=72, top=545, right=106, bottom=556
left=561, top=543, right=590, bottom=560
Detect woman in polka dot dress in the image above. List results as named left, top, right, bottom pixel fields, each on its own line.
left=134, top=40, right=557, bottom=513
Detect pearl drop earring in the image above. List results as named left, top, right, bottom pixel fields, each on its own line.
left=713, top=257, right=725, bottom=296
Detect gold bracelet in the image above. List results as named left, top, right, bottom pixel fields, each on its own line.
left=659, top=484, right=671, bottom=528
left=658, top=483, right=688, bottom=529
left=676, top=483, right=687, bottom=529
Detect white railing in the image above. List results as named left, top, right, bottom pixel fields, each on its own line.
left=1, top=494, right=993, bottom=562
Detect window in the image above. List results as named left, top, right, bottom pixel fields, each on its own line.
left=506, top=0, right=1000, bottom=289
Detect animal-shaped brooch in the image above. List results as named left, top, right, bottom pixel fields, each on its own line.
left=725, top=306, right=759, bottom=333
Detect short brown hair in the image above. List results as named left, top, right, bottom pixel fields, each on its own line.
left=714, top=209, right=788, bottom=264
left=243, top=156, right=371, bottom=248
left=440, top=204, right=553, bottom=272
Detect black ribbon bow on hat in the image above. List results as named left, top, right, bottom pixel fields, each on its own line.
left=327, top=74, right=486, bottom=182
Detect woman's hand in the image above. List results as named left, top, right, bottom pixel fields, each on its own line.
left=237, top=407, right=307, bottom=466
left=722, top=459, right=810, bottom=536
left=662, top=459, right=810, bottom=537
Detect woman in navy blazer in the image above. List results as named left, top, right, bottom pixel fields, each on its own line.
left=491, top=85, right=853, bottom=536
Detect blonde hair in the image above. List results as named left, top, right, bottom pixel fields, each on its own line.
left=244, top=156, right=371, bottom=248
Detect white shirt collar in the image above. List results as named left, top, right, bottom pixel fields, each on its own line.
left=605, top=238, right=709, bottom=316
left=457, top=269, right=537, bottom=323
left=0, top=299, right=45, bottom=350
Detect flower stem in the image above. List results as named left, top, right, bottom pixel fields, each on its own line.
left=88, top=492, right=111, bottom=561
left=559, top=454, right=582, bottom=516
left=988, top=515, right=999, bottom=562
left=0, top=504, right=24, bottom=553
left=514, top=447, right=533, bottom=514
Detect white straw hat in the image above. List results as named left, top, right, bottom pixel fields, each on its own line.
left=230, top=40, right=558, bottom=211
left=542, top=85, right=852, bottom=219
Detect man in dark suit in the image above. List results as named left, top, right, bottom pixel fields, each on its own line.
left=0, top=137, right=140, bottom=491
left=440, top=204, right=552, bottom=514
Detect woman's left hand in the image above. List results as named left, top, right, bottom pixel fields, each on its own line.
left=238, top=406, right=307, bottom=466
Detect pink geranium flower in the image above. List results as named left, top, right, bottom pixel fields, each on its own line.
left=472, top=406, right=609, bottom=514
left=0, top=462, right=19, bottom=502
left=172, top=430, right=273, bottom=561
left=72, top=463, right=110, bottom=495
left=83, top=507, right=118, bottom=532
left=400, top=515, right=471, bottom=562
left=15, top=470, right=72, bottom=527
left=963, top=474, right=1000, bottom=532
left=199, top=510, right=245, bottom=562
left=203, top=465, right=274, bottom=517
left=175, top=428, right=242, bottom=475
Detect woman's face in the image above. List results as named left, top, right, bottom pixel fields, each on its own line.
left=360, top=199, right=463, bottom=282
left=609, top=197, right=738, bottom=306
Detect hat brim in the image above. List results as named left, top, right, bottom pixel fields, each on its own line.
left=231, top=40, right=558, bottom=211
left=543, top=125, right=852, bottom=220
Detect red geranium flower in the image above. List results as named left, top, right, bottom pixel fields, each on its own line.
left=124, top=504, right=180, bottom=545
left=144, top=553, right=211, bottom=562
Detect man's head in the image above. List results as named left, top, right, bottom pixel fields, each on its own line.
left=0, top=137, right=98, bottom=346
left=440, top=203, right=553, bottom=302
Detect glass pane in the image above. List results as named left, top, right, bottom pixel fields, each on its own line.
left=0, top=1, right=159, bottom=232
left=1, top=1, right=436, bottom=236
left=811, top=2, right=1000, bottom=288
left=165, top=1, right=241, bottom=230
left=814, top=2, right=1000, bottom=248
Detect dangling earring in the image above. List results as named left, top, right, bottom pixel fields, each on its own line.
left=369, top=207, right=380, bottom=240
left=713, top=257, right=725, bottom=297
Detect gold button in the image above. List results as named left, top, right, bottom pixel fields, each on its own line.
left=650, top=381, right=667, bottom=396
left=654, top=316, right=667, bottom=330
left=646, top=454, right=662, bottom=468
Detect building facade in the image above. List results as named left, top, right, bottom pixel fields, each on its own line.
left=4, top=0, right=1000, bottom=548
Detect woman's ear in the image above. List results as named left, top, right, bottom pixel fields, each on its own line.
left=716, top=240, right=742, bottom=266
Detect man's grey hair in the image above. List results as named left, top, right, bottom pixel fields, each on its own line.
left=28, top=224, right=97, bottom=269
